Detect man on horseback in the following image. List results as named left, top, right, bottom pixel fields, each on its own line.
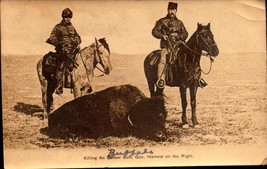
left=152, top=2, right=188, bottom=89
left=46, top=8, right=81, bottom=95
left=152, top=2, right=208, bottom=89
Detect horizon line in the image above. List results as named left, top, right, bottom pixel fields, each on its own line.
left=1, top=51, right=266, bottom=57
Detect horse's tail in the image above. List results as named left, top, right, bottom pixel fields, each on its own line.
left=36, top=57, right=47, bottom=86
left=144, top=50, right=160, bottom=80
left=144, top=50, right=160, bottom=66
left=36, top=58, right=42, bottom=79
left=144, top=50, right=162, bottom=97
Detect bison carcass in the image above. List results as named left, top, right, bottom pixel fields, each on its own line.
left=48, top=84, right=167, bottom=140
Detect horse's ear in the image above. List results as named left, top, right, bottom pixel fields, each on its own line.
left=95, top=38, right=98, bottom=46
left=197, top=22, right=202, bottom=31
left=207, top=23, right=210, bottom=29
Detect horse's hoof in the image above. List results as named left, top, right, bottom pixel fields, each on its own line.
left=43, top=113, right=48, bottom=120
left=182, top=124, right=189, bottom=129
left=193, top=124, right=201, bottom=128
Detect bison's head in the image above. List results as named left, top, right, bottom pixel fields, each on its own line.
left=127, top=96, right=167, bottom=141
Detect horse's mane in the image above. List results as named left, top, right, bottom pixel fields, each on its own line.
left=99, top=38, right=110, bottom=54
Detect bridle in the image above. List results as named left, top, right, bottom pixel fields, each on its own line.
left=94, top=38, right=107, bottom=75
left=180, top=29, right=217, bottom=75
left=196, top=29, right=217, bottom=75
left=76, top=38, right=108, bottom=87
left=196, top=29, right=217, bottom=57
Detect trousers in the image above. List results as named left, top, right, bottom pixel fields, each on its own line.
left=157, top=48, right=168, bottom=81
left=55, top=51, right=73, bottom=91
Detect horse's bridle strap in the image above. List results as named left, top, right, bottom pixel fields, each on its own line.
left=93, top=43, right=106, bottom=74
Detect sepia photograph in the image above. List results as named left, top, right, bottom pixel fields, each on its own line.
left=2, top=0, right=267, bottom=168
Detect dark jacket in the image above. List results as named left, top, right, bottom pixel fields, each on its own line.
left=46, top=20, right=81, bottom=53
left=152, top=15, right=188, bottom=48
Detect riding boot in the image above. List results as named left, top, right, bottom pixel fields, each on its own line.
left=156, top=48, right=167, bottom=89
left=55, top=60, right=64, bottom=95
left=199, top=78, right=208, bottom=88
left=156, top=62, right=166, bottom=89
left=55, top=69, right=64, bottom=95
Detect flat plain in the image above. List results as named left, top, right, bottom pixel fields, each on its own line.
left=2, top=51, right=267, bottom=166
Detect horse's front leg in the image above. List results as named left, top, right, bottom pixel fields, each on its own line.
left=148, top=80, right=156, bottom=98
left=189, top=85, right=200, bottom=128
left=179, top=85, right=189, bottom=128
left=73, top=82, right=81, bottom=98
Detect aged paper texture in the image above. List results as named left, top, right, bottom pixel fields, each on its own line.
left=2, top=0, right=267, bottom=168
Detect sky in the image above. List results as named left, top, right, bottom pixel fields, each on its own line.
left=1, top=0, right=266, bottom=55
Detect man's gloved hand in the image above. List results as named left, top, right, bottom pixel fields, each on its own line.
left=163, top=35, right=168, bottom=40
left=74, top=46, right=80, bottom=54
left=72, top=37, right=81, bottom=46
left=72, top=39, right=78, bottom=46
left=210, top=57, right=214, bottom=62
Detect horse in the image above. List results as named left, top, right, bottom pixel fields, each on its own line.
left=36, top=38, right=112, bottom=119
left=144, top=23, right=219, bottom=128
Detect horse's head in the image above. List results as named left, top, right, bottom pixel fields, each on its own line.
left=94, top=37, right=112, bottom=75
left=195, top=23, right=219, bottom=57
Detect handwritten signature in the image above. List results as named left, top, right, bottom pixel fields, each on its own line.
left=107, top=148, right=153, bottom=159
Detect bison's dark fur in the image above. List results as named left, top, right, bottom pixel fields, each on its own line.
left=48, top=85, right=167, bottom=140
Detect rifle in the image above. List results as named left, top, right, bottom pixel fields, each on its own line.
left=66, top=53, right=79, bottom=68
left=162, top=29, right=181, bottom=63
left=63, top=46, right=80, bottom=68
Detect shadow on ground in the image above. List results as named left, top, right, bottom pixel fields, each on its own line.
left=14, top=102, right=43, bottom=118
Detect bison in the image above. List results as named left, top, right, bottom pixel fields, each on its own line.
left=48, top=84, right=167, bottom=141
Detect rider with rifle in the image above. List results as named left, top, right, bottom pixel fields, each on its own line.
left=46, top=8, right=81, bottom=95
left=152, top=2, right=208, bottom=89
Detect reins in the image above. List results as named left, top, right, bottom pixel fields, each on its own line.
left=178, top=32, right=215, bottom=75
left=94, top=38, right=107, bottom=76
left=178, top=40, right=214, bottom=88
left=78, top=49, right=92, bottom=86
left=95, top=65, right=106, bottom=75
left=77, top=39, right=107, bottom=85
left=200, top=55, right=213, bottom=75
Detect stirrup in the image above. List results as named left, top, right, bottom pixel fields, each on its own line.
left=156, top=79, right=165, bottom=89
left=55, top=86, right=63, bottom=95
left=199, top=78, right=208, bottom=88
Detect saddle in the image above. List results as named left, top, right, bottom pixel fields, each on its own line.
left=42, top=51, right=76, bottom=88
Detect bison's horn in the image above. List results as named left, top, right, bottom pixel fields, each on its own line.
left=127, top=114, right=135, bottom=127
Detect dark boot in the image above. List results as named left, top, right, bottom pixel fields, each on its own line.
left=199, top=78, right=208, bottom=88
left=55, top=69, right=64, bottom=95
left=157, top=62, right=166, bottom=89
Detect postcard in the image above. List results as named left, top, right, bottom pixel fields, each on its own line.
left=2, top=0, right=266, bottom=168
